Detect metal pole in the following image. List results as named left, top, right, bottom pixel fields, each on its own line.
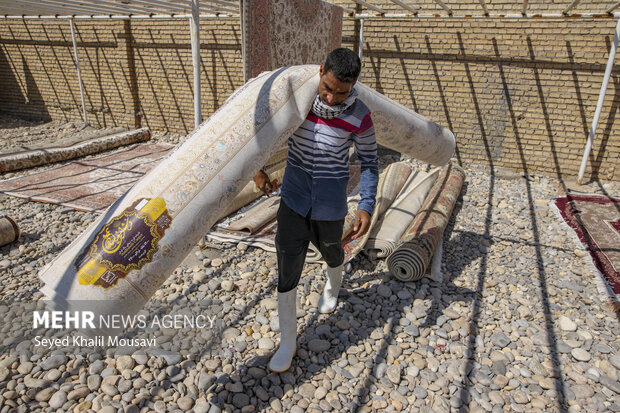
left=577, top=18, right=620, bottom=184
left=70, top=19, right=88, bottom=123
left=240, top=0, right=246, bottom=82
left=190, top=0, right=201, bottom=129
left=358, top=18, right=364, bottom=60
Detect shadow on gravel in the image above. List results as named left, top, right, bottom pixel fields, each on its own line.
left=216, top=178, right=495, bottom=411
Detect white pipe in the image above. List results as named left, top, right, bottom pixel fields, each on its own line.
left=478, top=0, right=489, bottom=16
left=433, top=0, right=452, bottom=14
left=607, top=1, right=620, bottom=14
left=190, top=0, right=201, bottom=129
left=578, top=18, right=620, bottom=184
left=388, top=0, right=417, bottom=14
left=2, top=14, right=225, bottom=19
left=70, top=19, right=88, bottom=124
left=14, top=0, right=159, bottom=17
left=563, top=0, right=581, bottom=15
left=352, top=0, right=385, bottom=14
left=350, top=12, right=620, bottom=19
left=6, top=12, right=620, bottom=20
left=358, top=18, right=364, bottom=60
left=240, top=0, right=246, bottom=82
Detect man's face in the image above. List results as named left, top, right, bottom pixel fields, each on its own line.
left=318, top=65, right=355, bottom=106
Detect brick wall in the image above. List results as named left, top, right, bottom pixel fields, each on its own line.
left=0, top=18, right=243, bottom=134
left=345, top=17, right=620, bottom=181
left=1, top=15, right=618, bottom=181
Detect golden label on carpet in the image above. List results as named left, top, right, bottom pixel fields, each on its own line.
left=75, top=198, right=172, bottom=288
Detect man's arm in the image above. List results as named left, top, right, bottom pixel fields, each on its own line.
left=253, top=170, right=279, bottom=196
left=350, top=112, right=378, bottom=240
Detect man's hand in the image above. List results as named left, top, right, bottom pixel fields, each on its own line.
left=350, top=209, right=371, bottom=240
left=254, top=170, right=279, bottom=196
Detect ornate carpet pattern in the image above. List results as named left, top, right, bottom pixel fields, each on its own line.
left=39, top=66, right=322, bottom=321
left=552, top=194, right=620, bottom=309
left=0, top=143, right=173, bottom=212
left=217, top=159, right=287, bottom=221
left=36, top=65, right=455, bottom=326
left=0, top=128, right=151, bottom=173
left=387, top=163, right=465, bottom=282
left=241, top=0, right=342, bottom=80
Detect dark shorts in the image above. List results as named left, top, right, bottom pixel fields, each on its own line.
left=275, top=200, right=345, bottom=293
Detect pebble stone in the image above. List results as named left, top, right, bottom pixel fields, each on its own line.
left=571, top=348, right=592, bottom=362
left=34, top=387, right=56, bottom=402
left=177, top=396, right=194, bottom=410
left=0, top=117, right=619, bottom=412
left=558, top=315, right=578, bottom=331
left=48, top=390, right=67, bottom=409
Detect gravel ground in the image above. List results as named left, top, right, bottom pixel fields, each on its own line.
left=0, top=115, right=619, bottom=413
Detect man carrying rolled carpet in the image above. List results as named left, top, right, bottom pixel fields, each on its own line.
left=254, top=48, right=379, bottom=373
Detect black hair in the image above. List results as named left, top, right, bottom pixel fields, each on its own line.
left=323, top=48, right=361, bottom=83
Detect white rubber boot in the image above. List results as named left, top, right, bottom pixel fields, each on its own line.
left=318, top=264, right=343, bottom=314
left=268, top=289, right=297, bottom=372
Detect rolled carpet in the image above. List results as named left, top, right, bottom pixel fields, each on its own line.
left=39, top=66, right=321, bottom=324
left=0, top=128, right=151, bottom=173
left=356, top=83, right=454, bottom=166
left=224, top=196, right=281, bottom=234
left=0, top=215, right=19, bottom=247
left=38, top=65, right=455, bottom=330
left=387, top=163, right=465, bottom=282
left=216, top=157, right=286, bottom=221
left=341, top=162, right=413, bottom=263
left=365, top=167, right=439, bottom=258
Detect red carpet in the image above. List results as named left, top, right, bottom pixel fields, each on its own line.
left=0, top=143, right=173, bottom=212
left=553, top=194, right=620, bottom=310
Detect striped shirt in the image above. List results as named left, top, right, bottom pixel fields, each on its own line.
left=280, top=94, right=379, bottom=221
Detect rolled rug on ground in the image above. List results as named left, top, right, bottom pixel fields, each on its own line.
left=387, top=162, right=465, bottom=282
left=365, top=167, right=439, bottom=258
left=0, top=215, right=19, bottom=247
left=341, top=162, right=412, bottom=263
left=306, top=243, right=324, bottom=263
left=225, top=196, right=281, bottom=234
left=38, top=64, right=455, bottom=332
left=0, top=128, right=151, bottom=173
left=39, top=66, right=321, bottom=328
